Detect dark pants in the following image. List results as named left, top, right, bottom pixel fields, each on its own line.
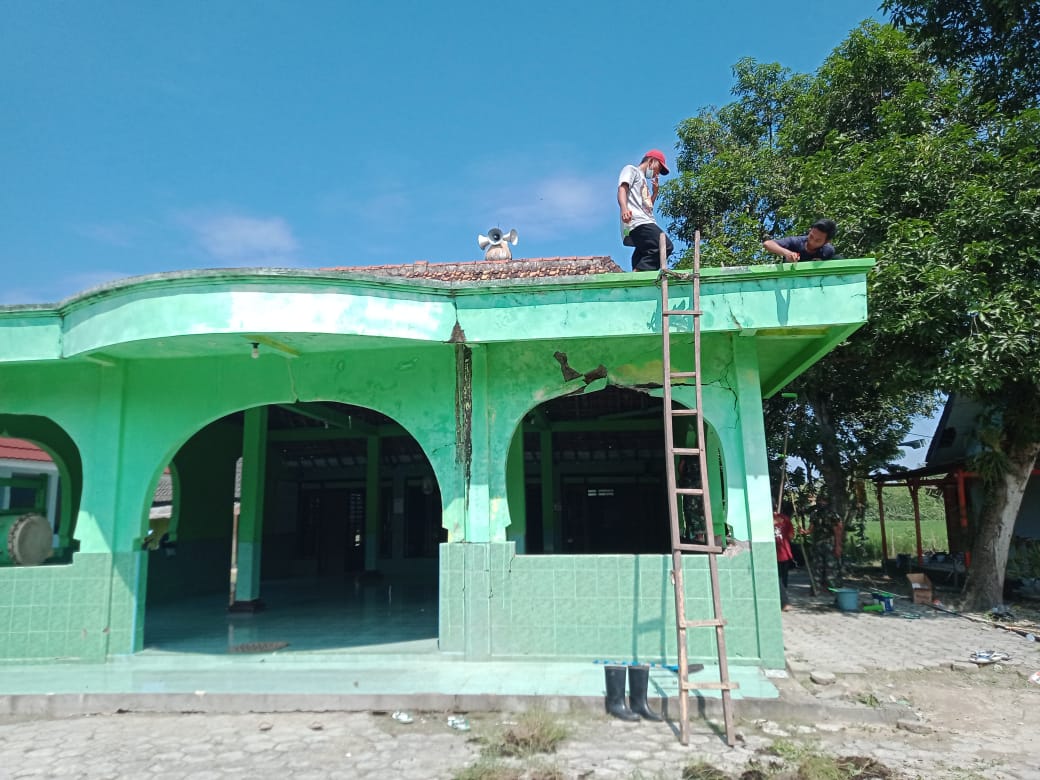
left=629, top=224, right=674, bottom=271
left=778, top=559, right=791, bottom=607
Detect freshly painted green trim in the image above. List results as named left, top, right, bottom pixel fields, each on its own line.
left=0, top=311, right=62, bottom=361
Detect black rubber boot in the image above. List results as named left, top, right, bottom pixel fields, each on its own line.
left=628, top=664, right=663, bottom=721
left=604, top=665, right=640, bottom=721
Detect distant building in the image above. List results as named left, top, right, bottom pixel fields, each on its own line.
left=874, top=395, right=1040, bottom=583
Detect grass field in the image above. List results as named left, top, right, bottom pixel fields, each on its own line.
left=859, top=487, right=948, bottom=561
left=789, top=487, right=951, bottom=563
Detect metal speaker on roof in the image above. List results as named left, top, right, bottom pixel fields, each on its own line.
left=477, top=227, right=519, bottom=260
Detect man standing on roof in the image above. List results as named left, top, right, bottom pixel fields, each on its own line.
left=763, top=219, right=838, bottom=263
left=618, top=150, right=674, bottom=271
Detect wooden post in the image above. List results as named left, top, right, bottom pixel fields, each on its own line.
left=876, top=482, right=889, bottom=563
left=910, top=480, right=924, bottom=566
left=955, top=467, right=971, bottom=569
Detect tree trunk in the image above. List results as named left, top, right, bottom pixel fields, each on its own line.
left=808, top=395, right=849, bottom=519
left=961, top=437, right=1040, bottom=611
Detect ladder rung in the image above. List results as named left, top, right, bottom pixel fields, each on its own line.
left=680, top=681, right=740, bottom=692
left=675, top=542, right=723, bottom=554
left=681, top=618, right=727, bottom=628
left=661, top=234, right=738, bottom=749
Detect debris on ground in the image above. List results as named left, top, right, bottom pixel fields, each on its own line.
left=969, top=650, right=1010, bottom=665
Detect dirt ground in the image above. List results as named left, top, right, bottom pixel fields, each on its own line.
left=772, top=566, right=1040, bottom=779
left=805, top=665, right=1038, bottom=774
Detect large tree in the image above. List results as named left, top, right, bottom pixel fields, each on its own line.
left=662, top=17, right=1040, bottom=608
left=870, top=109, right=1040, bottom=608
left=667, top=58, right=807, bottom=266
left=882, top=0, right=1040, bottom=111
left=876, top=1, right=1040, bottom=607
left=661, top=23, right=939, bottom=522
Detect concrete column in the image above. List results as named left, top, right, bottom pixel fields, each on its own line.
left=391, top=470, right=405, bottom=560
left=77, top=364, right=126, bottom=553
left=364, top=434, right=380, bottom=571
left=464, top=345, right=493, bottom=542
left=505, top=427, right=526, bottom=553
left=233, top=406, right=267, bottom=609
left=732, top=333, right=787, bottom=669
left=81, top=364, right=126, bottom=657
left=539, top=428, right=555, bottom=552
left=732, top=335, right=773, bottom=541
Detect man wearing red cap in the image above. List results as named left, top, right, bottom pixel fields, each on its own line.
left=617, top=149, right=674, bottom=271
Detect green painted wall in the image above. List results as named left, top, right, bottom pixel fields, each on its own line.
left=0, top=262, right=869, bottom=664
left=439, top=542, right=784, bottom=668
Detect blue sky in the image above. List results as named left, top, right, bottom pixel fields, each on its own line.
left=1, top=0, right=882, bottom=304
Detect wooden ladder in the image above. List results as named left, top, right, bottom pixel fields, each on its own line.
left=659, top=230, right=738, bottom=746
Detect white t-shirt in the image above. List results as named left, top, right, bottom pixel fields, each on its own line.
left=618, top=164, right=656, bottom=240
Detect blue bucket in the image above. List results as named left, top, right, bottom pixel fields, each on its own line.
left=872, top=593, right=895, bottom=612
left=834, top=588, right=860, bottom=612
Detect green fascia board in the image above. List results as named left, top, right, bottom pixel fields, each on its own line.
left=58, top=284, right=460, bottom=358
left=453, top=262, right=870, bottom=342
left=0, top=260, right=872, bottom=364
left=0, top=310, right=63, bottom=361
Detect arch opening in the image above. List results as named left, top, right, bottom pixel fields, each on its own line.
left=0, top=415, right=84, bottom=566
left=507, top=385, right=728, bottom=554
left=142, top=401, right=443, bottom=654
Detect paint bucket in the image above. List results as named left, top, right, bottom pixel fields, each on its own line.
left=872, top=593, right=895, bottom=612
left=834, top=588, right=860, bottom=612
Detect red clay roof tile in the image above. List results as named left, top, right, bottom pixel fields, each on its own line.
left=0, top=438, right=52, bottom=463
left=323, top=256, right=623, bottom=281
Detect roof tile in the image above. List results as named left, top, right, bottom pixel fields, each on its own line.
left=324, top=256, right=623, bottom=281
left=0, top=438, right=52, bottom=463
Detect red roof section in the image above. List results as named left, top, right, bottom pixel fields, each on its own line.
left=324, top=256, right=623, bottom=281
left=0, top=438, right=52, bottom=463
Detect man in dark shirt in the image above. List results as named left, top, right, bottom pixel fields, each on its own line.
left=763, top=219, right=837, bottom=263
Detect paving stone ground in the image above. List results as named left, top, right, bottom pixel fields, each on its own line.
left=1, top=571, right=1038, bottom=779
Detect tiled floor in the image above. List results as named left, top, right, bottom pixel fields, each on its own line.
left=143, top=576, right=440, bottom=655
left=0, top=575, right=780, bottom=703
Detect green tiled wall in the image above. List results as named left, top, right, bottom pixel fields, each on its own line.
left=439, top=542, right=785, bottom=668
left=0, top=551, right=145, bottom=661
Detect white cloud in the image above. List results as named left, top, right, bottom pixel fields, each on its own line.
left=180, top=211, right=299, bottom=264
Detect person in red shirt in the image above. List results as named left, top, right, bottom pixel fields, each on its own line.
left=774, top=500, right=795, bottom=611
